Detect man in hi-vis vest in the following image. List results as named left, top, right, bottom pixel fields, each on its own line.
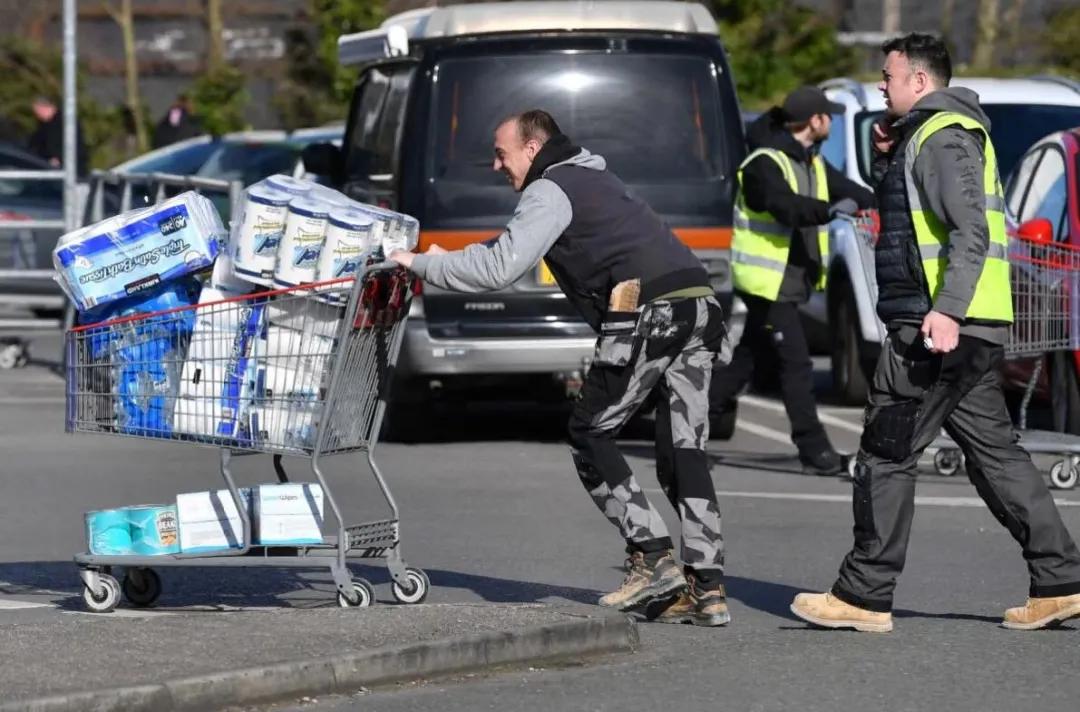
left=792, top=33, right=1080, bottom=633
left=710, top=86, right=874, bottom=476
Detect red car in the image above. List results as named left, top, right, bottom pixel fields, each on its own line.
left=1002, top=126, right=1080, bottom=432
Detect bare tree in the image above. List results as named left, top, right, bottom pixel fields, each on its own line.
left=102, top=0, right=148, bottom=152
left=941, top=0, right=956, bottom=46
left=205, top=0, right=225, bottom=71
left=972, top=0, right=1001, bottom=68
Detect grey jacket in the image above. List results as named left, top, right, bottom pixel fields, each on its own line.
left=874, top=87, right=1008, bottom=343
left=411, top=151, right=604, bottom=292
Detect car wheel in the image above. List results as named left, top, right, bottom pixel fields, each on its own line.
left=830, top=291, right=870, bottom=405
left=1050, top=352, right=1080, bottom=435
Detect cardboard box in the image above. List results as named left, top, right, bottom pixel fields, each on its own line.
left=252, top=483, right=324, bottom=546
left=176, top=488, right=252, bottom=553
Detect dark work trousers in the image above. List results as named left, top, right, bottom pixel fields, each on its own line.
left=568, top=297, right=728, bottom=585
left=832, top=325, right=1080, bottom=612
left=708, top=292, right=833, bottom=456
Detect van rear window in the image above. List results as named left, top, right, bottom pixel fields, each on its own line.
left=424, top=53, right=730, bottom=229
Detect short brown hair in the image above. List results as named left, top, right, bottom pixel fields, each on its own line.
left=499, top=109, right=562, bottom=144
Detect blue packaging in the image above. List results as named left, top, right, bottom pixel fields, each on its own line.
left=79, top=279, right=201, bottom=361
left=54, top=192, right=223, bottom=312
left=85, top=508, right=134, bottom=555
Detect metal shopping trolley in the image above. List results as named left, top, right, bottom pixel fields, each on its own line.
left=65, top=264, right=428, bottom=612
left=846, top=212, right=1080, bottom=490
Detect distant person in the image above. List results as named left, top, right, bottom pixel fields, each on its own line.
left=27, top=95, right=87, bottom=177
left=152, top=94, right=201, bottom=148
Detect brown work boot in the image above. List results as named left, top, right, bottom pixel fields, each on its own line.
left=790, top=591, right=893, bottom=633
left=598, top=551, right=686, bottom=610
left=1002, top=593, right=1080, bottom=630
left=655, top=575, right=730, bottom=626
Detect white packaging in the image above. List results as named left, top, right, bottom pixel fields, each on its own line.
left=316, top=208, right=375, bottom=283
left=252, top=483, right=324, bottom=546
left=249, top=404, right=318, bottom=451
left=232, top=184, right=292, bottom=286
left=252, top=324, right=333, bottom=382
left=264, top=174, right=313, bottom=198
left=211, top=221, right=256, bottom=293
left=274, top=197, right=331, bottom=289
left=176, top=488, right=252, bottom=553
left=381, top=212, right=420, bottom=257
left=254, top=363, right=322, bottom=404
left=266, top=299, right=341, bottom=340
left=172, top=395, right=248, bottom=440
left=53, top=192, right=224, bottom=311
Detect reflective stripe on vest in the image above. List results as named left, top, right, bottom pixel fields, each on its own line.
left=732, top=148, right=830, bottom=300
left=904, top=111, right=1013, bottom=323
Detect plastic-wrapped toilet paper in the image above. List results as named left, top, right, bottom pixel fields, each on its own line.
left=264, top=174, right=312, bottom=198
left=249, top=404, right=317, bottom=451
left=266, top=299, right=341, bottom=340
left=53, top=191, right=224, bottom=312
left=274, top=197, right=331, bottom=289
left=231, top=184, right=292, bottom=286
left=317, top=208, right=375, bottom=282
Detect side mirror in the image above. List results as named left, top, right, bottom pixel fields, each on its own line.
left=300, top=143, right=343, bottom=184
left=1015, top=218, right=1053, bottom=244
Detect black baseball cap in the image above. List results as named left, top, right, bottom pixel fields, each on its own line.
left=780, top=86, right=845, bottom=123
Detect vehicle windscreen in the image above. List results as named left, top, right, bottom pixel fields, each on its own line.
left=196, top=143, right=300, bottom=186
left=424, top=52, right=730, bottom=229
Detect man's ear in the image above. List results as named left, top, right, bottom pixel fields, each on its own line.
left=525, top=139, right=542, bottom=160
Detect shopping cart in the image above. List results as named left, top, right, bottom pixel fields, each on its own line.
left=65, top=263, right=428, bottom=612
left=845, top=212, right=1080, bottom=490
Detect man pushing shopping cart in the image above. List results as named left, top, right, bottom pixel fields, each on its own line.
left=390, top=110, right=732, bottom=626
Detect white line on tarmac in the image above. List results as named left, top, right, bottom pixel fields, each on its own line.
left=734, top=420, right=794, bottom=446
left=644, top=488, right=1080, bottom=508
left=740, top=394, right=863, bottom=434
left=0, top=599, right=52, bottom=610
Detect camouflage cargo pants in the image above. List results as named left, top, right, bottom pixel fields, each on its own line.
left=568, top=296, right=729, bottom=584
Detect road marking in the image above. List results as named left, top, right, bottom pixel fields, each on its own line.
left=644, top=488, right=1080, bottom=508
left=740, top=394, right=863, bottom=434
left=0, top=599, right=52, bottom=610
left=734, top=420, right=794, bottom=446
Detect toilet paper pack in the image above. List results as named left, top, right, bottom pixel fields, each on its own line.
left=266, top=299, right=342, bottom=341
left=53, top=191, right=224, bottom=311
left=249, top=404, right=318, bottom=451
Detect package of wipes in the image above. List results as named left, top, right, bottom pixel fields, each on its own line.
left=53, top=191, right=224, bottom=312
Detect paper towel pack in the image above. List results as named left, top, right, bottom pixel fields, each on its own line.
left=176, top=488, right=252, bottom=553
left=252, top=483, right=324, bottom=545
left=53, top=191, right=224, bottom=311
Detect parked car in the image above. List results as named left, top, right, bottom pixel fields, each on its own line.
left=808, top=76, right=1080, bottom=403
left=998, top=126, right=1080, bottom=433
left=0, top=142, right=65, bottom=310
left=303, top=1, right=744, bottom=424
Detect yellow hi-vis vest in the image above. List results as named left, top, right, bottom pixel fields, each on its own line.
left=905, top=111, right=1013, bottom=322
left=732, top=148, right=830, bottom=301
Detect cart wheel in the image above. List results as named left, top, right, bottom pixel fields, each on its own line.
left=0, top=344, right=22, bottom=370
left=1049, top=460, right=1079, bottom=490
left=337, top=579, right=374, bottom=608
left=934, top=449, right=961, bottom=477
left=122, top=568, right=162, bottom=607
left=391, top=567, right=430, bottom=605
left=82, top=573, right=121, bottom=613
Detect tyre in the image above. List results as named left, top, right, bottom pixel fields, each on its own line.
left=1050, top=352, right=1080, bottom=435
left=337, top=579, right=375, bottom=608
left=391, top=567, right=430, bottom=604
left=830, top=291, right=869, bottom=405
left=82, top=573, right=121, bottom=613
left=122, top=568, right=162, bottom=608
left=1049, top=460, right=1079, bottom=490
left=934, top=449, right=961, bottom=477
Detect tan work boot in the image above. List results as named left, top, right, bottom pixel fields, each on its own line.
left=598, top=551, right=686, bottom=611
left=790, top=591, right=893, bottom=633
left=1002, top=593, right=1080, bottom=630
left=655, top=576, right=730, bottom=626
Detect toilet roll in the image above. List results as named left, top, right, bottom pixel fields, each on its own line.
left=273, top=197, right=331, bottom=289
left=230, top=184, right=292, bottom=287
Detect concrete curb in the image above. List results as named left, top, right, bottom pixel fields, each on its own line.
left=4, top=614, right=638, bottom=712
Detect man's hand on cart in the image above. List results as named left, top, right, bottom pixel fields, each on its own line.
left=390, top=244, right=446, bottom=271
left=921, top=310, right=959, bottom=354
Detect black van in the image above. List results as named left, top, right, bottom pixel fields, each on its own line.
left=304, top=1, right=744, bottom=414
